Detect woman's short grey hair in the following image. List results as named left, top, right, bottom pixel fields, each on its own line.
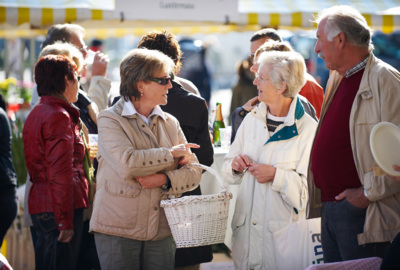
left=257, top=51, right=306, bottom=98
left=314, top=5, right=373, bottom=52
left=39, top=41, right=84, bottom=73
left=119, top=48, right=175, bottom=101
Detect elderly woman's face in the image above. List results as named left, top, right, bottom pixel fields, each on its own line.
left=253, top=63, right=279, bottom=105
left=64, top=71, right=80, bottom=103
left=141, top=69, right=173, bottom=107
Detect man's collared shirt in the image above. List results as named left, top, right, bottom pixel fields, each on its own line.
left=121, top=99, right=166, bottom=126
left=344, top=55, right=369, bottom=78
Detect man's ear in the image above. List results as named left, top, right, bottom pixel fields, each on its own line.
left=337, top=32, right=346, bottom=49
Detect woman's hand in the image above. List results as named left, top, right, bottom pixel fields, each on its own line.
left=171, top=143, right=200, bottom=165
left=231, top=154, right=251, bottom=173
left=137, top=173, right=166, bottom=189
left=248, top=163, right=276, bottom=183
left=58, top=229, right=74, bottom=243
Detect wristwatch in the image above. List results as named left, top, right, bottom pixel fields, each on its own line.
left=161, top=174, right=171, bottom=192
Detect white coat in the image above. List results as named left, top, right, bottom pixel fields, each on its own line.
left=222, top=96, right=317, bottom=270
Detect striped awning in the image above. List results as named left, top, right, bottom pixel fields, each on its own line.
left=0, top=0, right=115, bottom=27
left=238, top=0, right=400, bottom=33
left=1, top=0, right=399, bottom=39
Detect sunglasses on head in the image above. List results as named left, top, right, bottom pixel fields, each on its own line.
left=149, top=73, right=175, bottom=85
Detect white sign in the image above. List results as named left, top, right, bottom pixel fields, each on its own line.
left=115, top=0, right=238, bottom=23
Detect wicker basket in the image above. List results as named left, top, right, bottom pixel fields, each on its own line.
left=160, top=164, right=232, bottom=248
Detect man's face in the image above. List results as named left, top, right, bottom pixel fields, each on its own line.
left=314, top=19, right=340, bottom=71
left=70, top=33, right=88, bottom=59
left=249, top=37, right=269, bottom=73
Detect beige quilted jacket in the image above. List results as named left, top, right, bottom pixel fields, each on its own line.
left=90, top=98, right=202, bottom=241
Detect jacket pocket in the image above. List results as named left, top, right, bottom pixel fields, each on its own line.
left=355, top=114, right=379, bottom=126
left=273, top=150, right=299, bottom=171
left=232, top=213, right=246, bottom=232
left=105, top=180, right=142, bottom=198
left=268, top=220, right=289, bottom=233
left=97, top=180, right=142, bottom=229
left=32, top=212, right=57, bottom=233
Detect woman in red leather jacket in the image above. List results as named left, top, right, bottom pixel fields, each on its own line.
left=23, top=55, right=89, bottom=270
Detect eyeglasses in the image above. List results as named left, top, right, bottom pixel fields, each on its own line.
left=77, top=76, right=81, bottom=82
left=149, top=73, right=174, bottom=86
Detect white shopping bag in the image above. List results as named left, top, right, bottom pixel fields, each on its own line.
left=273, top=217, right=324, bottom=270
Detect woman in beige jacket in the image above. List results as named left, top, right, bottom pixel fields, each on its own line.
left=90, top=48, right=202, bottom=270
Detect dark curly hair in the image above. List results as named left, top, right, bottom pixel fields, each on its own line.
left=35, top=55, right=78, bottom=97
left=137, top=30, right=182, bottom=74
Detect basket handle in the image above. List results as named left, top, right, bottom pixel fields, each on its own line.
left=190, top=163, right=227, bottom=193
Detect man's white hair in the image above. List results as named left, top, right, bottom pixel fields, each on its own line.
left=314, top=5, right=374, bottom=52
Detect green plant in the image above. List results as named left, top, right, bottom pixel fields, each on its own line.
left=0, top=77, right=33, bottom=104
left=0, top=77, right=17, bottom=100
left=10, top=116, right=27, bottom=187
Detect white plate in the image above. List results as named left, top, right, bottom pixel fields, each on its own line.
left=370, top=122, right=400, bottom=176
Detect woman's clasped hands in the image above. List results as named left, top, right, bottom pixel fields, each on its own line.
left=136, top=143, right=200, bottom=189
left=232, top=154, right=276, bottom=183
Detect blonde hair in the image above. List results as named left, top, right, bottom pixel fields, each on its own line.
left=254, top=40, right=293, bottom=62
left=39, top=41, right=84, bottom=73
left=258, top=51, right=306, bottom=98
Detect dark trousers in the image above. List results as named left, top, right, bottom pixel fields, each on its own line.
left=381, top=232, right=400, bottom=270
left=77, top=220, right=101, bottom=270
left=0, top=186, right=18, bottom=246
left=321, top=200, right=389, bottom=263
left=31, top=208, right=83, bottom=270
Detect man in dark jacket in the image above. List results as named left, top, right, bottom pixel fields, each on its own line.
left=138, top=30, right=214, bottom=270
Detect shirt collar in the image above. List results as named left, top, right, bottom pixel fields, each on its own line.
left=344, top=56, right=369, bottom=78
left=121, top=99, right=166, bottom=124
left=265, top=96, right=304, bottom=145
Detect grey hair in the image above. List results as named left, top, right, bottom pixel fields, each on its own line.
left=42, top=24, right=85, bottom=49
left=257, top=51, right=306, bottom=98
left=39, top=41, right=84, bottom=73
left=119, top=48, right=175, bottom=101
left=314, top=5, right=374, bottom=52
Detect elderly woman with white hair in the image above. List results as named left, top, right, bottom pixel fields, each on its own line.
left=221, top=50, right=318, bottom=270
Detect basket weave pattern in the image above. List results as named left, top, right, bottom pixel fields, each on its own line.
left=161, top=164, right=232, bottom=248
